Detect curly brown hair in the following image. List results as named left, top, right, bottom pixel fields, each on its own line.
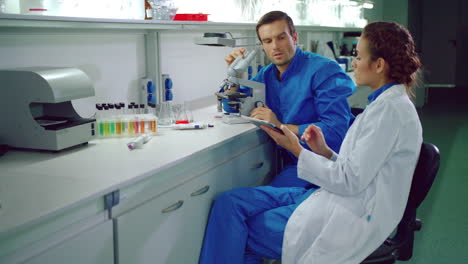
left=362, top=22, right=421, bottom=98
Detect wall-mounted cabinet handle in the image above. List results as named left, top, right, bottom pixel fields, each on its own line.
left=252, top=161, right=264, bottom=169
left=161, top=200, right=184, bottom=213
left=191, top=185, right=210, bottom=196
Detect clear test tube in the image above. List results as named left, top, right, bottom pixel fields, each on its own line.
left=123, top=115, right=130, bottom=137
left=148, top=103, right=156, bottom=116
left=124, top=104, right=130, bottom=135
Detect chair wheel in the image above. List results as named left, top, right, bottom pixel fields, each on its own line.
left=415, top=219, right=422, bottom=231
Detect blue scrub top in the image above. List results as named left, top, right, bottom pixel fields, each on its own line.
left=244, top=47, right=355, bottom=154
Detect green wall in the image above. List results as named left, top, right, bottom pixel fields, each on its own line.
left=364, top=0, right=408, bottom=26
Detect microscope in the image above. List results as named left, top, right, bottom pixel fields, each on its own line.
left=216, top=47, right=266, bottom=124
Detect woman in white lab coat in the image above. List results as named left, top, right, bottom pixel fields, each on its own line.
left=262, top=21, right=423, bottom=263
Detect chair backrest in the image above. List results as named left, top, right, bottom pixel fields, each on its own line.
left=362, top=143, right=440, bottom=263
left=407, top=142, right=440, bottom=210
left=350, top=107, right=364, bottom=127
left=351, top=107, right=364, bottom=116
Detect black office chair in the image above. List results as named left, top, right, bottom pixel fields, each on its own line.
left=351, top=107, right=365, bottom=116
left=362, top=142, right=441, bottom=264
left=349, top=107, right=365, bottom=127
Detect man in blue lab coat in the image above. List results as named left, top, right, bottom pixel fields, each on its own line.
left=225, top=11, right=355, bottom=188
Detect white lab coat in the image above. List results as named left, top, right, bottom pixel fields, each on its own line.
left=282, top=84, right=423, bottom=264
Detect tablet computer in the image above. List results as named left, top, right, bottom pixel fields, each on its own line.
left=241, top=115, right=284, bottom=134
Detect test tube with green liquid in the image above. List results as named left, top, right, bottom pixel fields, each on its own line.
left=108, top=104, right=115, bottom=136
left=95, top=104, right=104, bottom=137
left=120, top=103, right=126, bottom=135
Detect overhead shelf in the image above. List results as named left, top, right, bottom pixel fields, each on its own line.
left=0, top=13, right=362, bottom=33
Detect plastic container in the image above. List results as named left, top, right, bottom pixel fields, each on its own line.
left=173, top=13, right=209, bottom=21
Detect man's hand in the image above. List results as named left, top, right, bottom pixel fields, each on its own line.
left=250, top=105, right=281, bottom=127
left=261, top=125, right=303, bottom=158
left=301, top=125, right=333, bottom=159
left=224, top=48, right=246, bottom=66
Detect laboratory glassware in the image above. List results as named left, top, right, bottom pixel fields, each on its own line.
left=173, top=103, right=189, bottom=124
left=158, top=101, right=174, bottom=126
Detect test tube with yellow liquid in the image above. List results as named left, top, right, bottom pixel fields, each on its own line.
left=115, top=104, right=122, bottom=137
left=151, top=117, right=157, bottom=134
left=140, top=118, right=145, bottom=134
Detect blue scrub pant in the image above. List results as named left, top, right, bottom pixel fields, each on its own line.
left=270, top=165, right=318, bottom=188
left=198, top=186, right=316, bottom=264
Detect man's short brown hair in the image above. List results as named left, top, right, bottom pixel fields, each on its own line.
left=256, top=11, right=296, bottom=42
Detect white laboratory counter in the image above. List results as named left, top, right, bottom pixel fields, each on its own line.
left=0, top=105, right=276, bottom=264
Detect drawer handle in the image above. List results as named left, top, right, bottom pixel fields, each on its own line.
left=191, top=185, right=210, bottom=196
left=252, top=161, right=264, bottom=169
left=161, top=200, right=184, bottom=213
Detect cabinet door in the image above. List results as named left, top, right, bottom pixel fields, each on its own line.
left=23, top=220, right=113, bottom=264
left=232, top=141, right=275, bottom=188
left=115, top=168, right=227, bottom=264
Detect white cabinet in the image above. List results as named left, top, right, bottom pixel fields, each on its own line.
left=115, top=142, right=275, bottom=264
left=232, top=142, right=275, bottom=187
left=0, top=212, right=113, bottom=264
left=24, top=220, right=114, bottom=264
left=115, top=170, right=220, bottom=264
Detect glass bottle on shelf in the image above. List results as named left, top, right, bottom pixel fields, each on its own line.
left=145, top=0, right=153, bottom=20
